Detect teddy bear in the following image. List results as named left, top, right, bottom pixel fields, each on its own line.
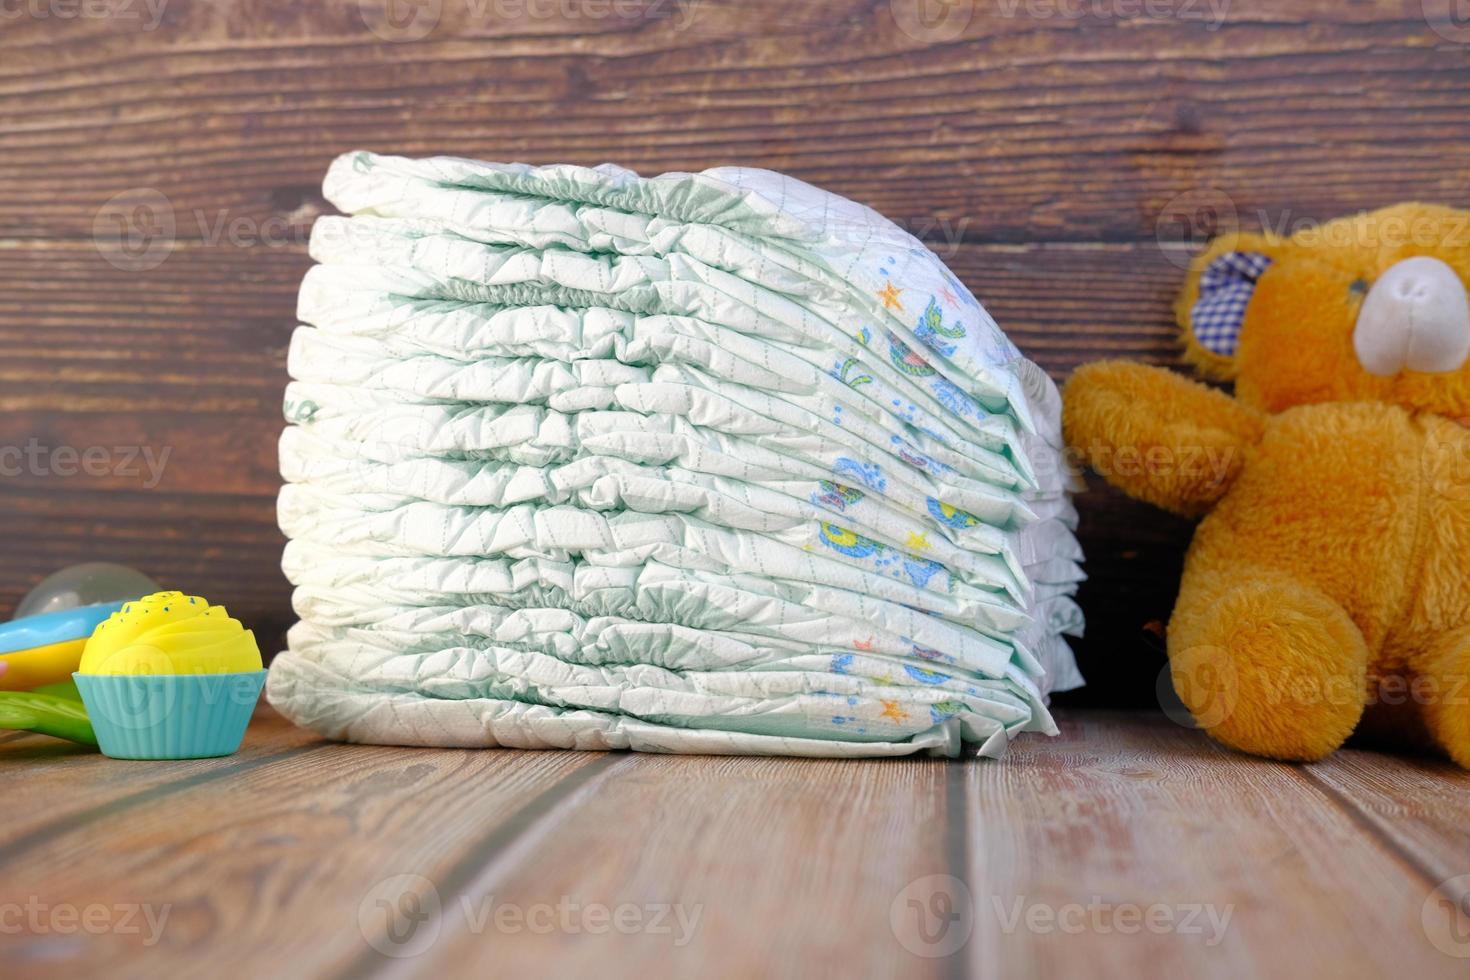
left=1063, top=203, right=1470, bottom=766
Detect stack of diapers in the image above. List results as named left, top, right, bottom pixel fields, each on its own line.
left=266, top=151, right=1087, bottom=758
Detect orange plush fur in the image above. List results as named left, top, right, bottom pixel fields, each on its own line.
left=1063, top=203, right=1470, bottom=765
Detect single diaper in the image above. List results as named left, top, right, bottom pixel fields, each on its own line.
left=268, top=153, right=1086, bottom=758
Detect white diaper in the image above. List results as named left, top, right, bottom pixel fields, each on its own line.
left=267, top=152, right=1086, bottom=757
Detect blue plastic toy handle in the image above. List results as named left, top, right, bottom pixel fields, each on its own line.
left=0, top=601, right=125, bottom=656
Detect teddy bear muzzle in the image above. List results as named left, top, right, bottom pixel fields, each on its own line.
left=1352, top=256, right=1470, bottom=376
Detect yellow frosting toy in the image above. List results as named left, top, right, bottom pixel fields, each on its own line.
left=80, top=592, right=263, bottom=675
left=73, top=592, right=266, bottom=759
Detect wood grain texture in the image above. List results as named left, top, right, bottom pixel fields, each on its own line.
left=959, top=712, right=1470, bottom=977
left=1, top=0, right=1467, bottom=707
left=4, top=708, right=1466, bottom=978
left=0, top=709, right=610, bottom=978
left=425, top=747, right=954, bottom=976
left=0, top=704, right=320, bottom=851
left=1304, top=750, right=1470, bottom=885
left=0, top=1, right=1467, bottom=241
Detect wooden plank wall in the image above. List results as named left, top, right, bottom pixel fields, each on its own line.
left=2, top=0, right=1467, bottom=705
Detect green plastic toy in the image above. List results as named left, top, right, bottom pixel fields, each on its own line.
left=0, top=563, right=157, bottom=746
left=0, top=678, right=97, bottom=745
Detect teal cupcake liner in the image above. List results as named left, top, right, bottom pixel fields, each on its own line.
left=73, top=671, right=266, bottom=760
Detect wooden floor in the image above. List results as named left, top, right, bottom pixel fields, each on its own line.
left=2, top=707, right=1467, bottom=979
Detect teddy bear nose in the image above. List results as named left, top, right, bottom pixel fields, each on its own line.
left=1353, top=256, right=1470, bottom=376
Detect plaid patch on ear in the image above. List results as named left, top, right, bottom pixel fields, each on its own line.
left=1191, top=251, right=1272, bottom=357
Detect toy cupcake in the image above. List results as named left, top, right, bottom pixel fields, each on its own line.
left=73, top=592, right=266, bottom=760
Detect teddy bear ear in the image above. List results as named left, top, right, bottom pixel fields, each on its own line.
left=1176, top=231, right=1282, bottom=380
